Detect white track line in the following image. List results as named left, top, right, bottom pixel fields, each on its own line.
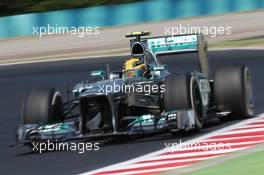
left=202, top=134, right=264, bottom=142
left=210, top=127, right=264, bottom=135
left=130, top=147, right=247, bottom=163
left=112, top=140, right=263, bottom=170
left=209, top=47, right=264, bottom=51
left=134, top=157, right=217, bottom=167
left=105, top=166, right=187, bottom=175
left=109, top=157, right=211, bottom=170
left=232, top=124, right=264, bottom=129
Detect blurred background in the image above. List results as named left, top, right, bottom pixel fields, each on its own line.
left=0, top=0, right=264, bottom=38
left=0, top=0, right=263, bottom=65
left=0, top=0, right=143, bottom=17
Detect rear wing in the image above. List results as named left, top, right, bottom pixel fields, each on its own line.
left=144, top=34, right=209, bottom=76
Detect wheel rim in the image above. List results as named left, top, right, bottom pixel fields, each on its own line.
left=51, top=91, right=63, bottom=122
left=190, top=77, right=203, bottom=128
left=244, top=68, right=254, bottom=116
left=193, top=83, right=203, bottom=123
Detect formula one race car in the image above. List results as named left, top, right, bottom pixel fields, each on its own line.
left=16, top=31, right=254, bottom=145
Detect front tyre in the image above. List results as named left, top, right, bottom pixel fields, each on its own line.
left=163, top=74, right=204, bottom=131
left=22, top=87, right=64, bottom=124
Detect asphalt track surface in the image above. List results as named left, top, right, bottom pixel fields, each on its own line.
left=0, top=50, right=263, bottom=175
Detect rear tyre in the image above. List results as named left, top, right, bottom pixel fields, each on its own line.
left=163, top=74, right=204, bottom=131
left=22, top=87, right=64, bottom=124
left=214, top=65, right=254, bottom=120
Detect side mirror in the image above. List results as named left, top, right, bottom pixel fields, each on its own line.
left=152, top=65, right=166, bottom=77
left=152, top=65, right=166, bottom=71
left=90, top=70, right=105, bottom=80
left=109, top=71, right=122, bottom=80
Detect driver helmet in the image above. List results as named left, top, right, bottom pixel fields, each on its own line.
left=122, top=57, right=145, bottom=78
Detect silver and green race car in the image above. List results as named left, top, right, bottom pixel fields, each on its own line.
left=15, top=31, right=254, bottom=145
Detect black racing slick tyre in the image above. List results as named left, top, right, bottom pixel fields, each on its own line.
left=214, top=65, right=254, bottom=120
left=22, top=87, right=64, bottom=124
left=164, top=74, right=191, bottom=110
left=163, top=74, right=204, bottom=130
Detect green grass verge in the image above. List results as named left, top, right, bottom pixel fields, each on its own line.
left=182, top=151, right=264, bottom=175
left=209, top=37, right=264, bottom=48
